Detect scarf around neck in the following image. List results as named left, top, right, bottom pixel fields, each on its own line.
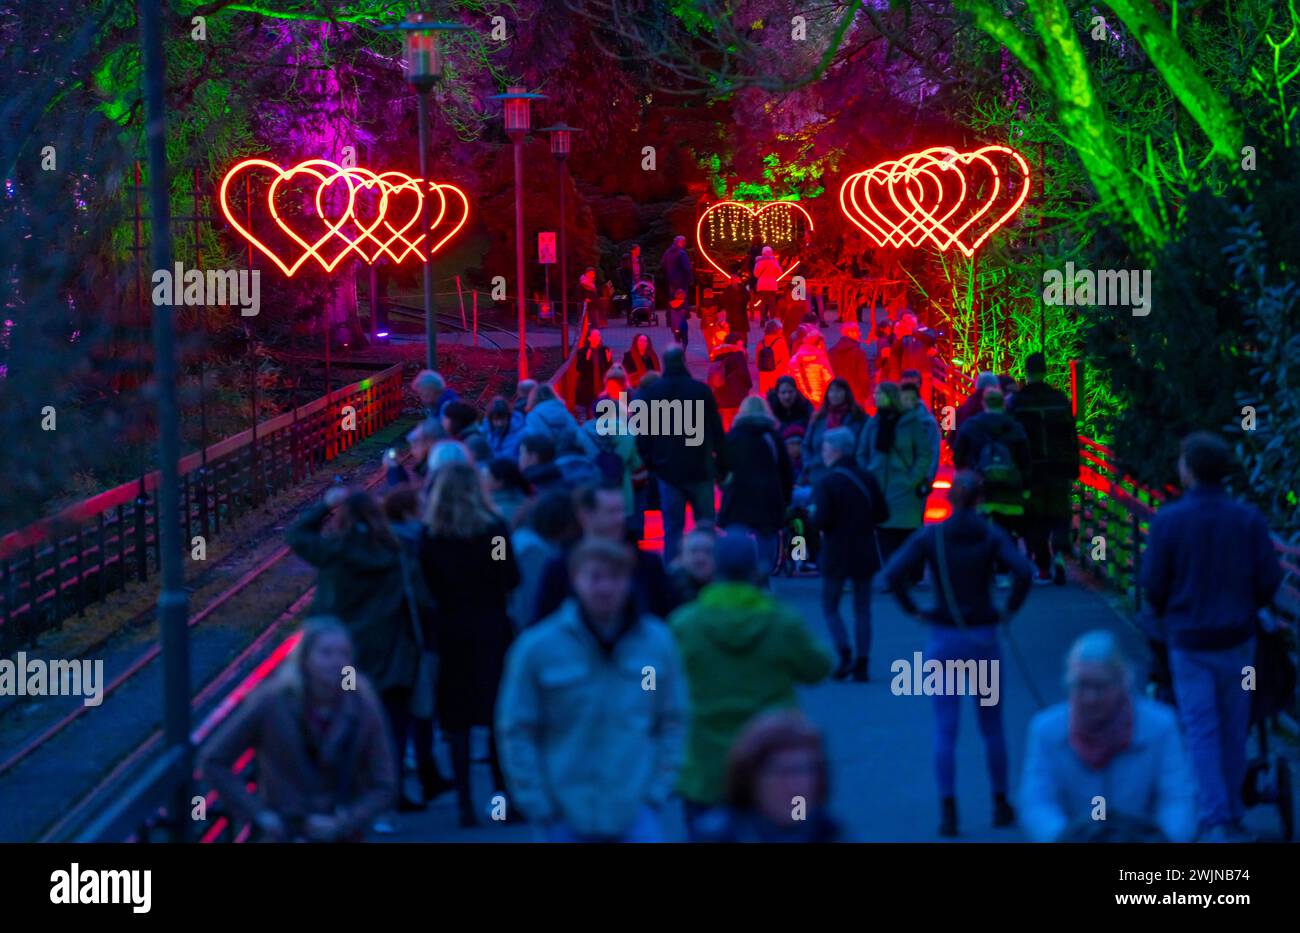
left=1069, top=692, right=1135, bottom=771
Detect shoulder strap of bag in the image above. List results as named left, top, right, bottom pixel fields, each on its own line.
left=831, top=464, right=887, bottom=565
left=396, top=543, right=428, bottom=652
left=934, top=523, right=967, bottom=629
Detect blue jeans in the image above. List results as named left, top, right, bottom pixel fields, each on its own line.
left=1169, top=638, right=1254, bottom=829
left=658, top=479, right=715, bottom=563
left=927, top=625, right=1007, bottom=799
left=541, top=805, right=664, bottom=843
left=822, top=574, right=872, bottom=659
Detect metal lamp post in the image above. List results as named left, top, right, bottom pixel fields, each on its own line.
left=391, top=14, right=469, bottom=372
left=489, top=86, right=547, bottom=380
left=541, top=123, right=582, bottom=357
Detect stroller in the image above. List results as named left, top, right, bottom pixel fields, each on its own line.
left=1146, top=614, right=1296, bottom=840
left=630, top=275, right=656, bottom=327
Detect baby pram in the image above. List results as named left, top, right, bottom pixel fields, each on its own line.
left=630, top=276, right=656, bottom=327
left=1146, top=614, right=1295, bottom=840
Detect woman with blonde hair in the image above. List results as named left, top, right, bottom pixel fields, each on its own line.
left=418, top=463, right=521, bottom=826
left=198, top=617, right=396, bottom=842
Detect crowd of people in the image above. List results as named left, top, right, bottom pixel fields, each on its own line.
left=196, top=269, right=1287, bottom=844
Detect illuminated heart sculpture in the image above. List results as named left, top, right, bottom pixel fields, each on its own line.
left=219, top=158, right=470, bottom=276
left=838, top=145, right=1030, bottom=257
left=696, top=200, right=814, bottom=282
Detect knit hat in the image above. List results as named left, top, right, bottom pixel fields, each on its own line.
left=781, top=423, right=806, bottom=442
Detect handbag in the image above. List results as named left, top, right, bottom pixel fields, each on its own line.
left=397, top=542, right=439, bottom=719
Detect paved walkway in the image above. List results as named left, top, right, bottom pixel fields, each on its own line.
left=387, top=317, right=1296, bottom=842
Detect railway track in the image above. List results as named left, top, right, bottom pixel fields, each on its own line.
left=5, top=350, right=517, bottom=841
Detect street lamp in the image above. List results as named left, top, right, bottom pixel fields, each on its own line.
left=489, top=86, right=547, bottom=380
left=388, top=13, right=469, bottom=372
left=541, top=123, right=582, bottom=357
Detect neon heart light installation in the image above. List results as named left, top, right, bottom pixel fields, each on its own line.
left=838, top=146, right=1030, bottom=257
left=219, top=158, right=469, bottom=276
left=696, top=200, right=814, bottom=282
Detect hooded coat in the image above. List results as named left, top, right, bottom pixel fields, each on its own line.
left=669, top=582, right=833, bottom=804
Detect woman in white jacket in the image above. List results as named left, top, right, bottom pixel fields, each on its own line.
left=1019, top=630, right=1197, bottom=842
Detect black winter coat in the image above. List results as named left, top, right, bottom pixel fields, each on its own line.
left=810, top=461, right=890, bottom=579
left=720, top=415, right=793, bottom=534
left=635, top=359, right=727, bottom=486
left=418, top=521, right=520, bottom=731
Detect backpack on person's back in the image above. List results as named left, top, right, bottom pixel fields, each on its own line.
left=757, top=339, right=777, bottom=373
left=976, top=423, right=1023, bottom=494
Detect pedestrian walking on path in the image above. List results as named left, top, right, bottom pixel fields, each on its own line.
left=497, top=538, right=687, bottom=842
left=1139, top=431, right=1284, bottom=842
left=1007, top=352, right=1079, bottom=584
left=810, top=426, right=890, bottom=681
left=882, top=470, right=1034, bottom=837
left=635, top=345, right=727, bottom=562
left=670, top=535, right=833, bottom=836
left=856, top=381, right=933, bottom=564
left=419, top=463, right=520, bottom=827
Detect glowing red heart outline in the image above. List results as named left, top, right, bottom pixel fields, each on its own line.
left=218, top=159, right=470, bottom=276
left=838, top=145, right=1030, bottom=257
left=695, top=200, right=815, bottom=282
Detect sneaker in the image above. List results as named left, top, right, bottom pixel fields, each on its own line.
left=851, top=658, right=870, bottom=683
left=1053, top=557, right=1067, bottom=586
left=372, top=814, right=398, bottom=835
left=1033, top=572, right=1052, bottom=586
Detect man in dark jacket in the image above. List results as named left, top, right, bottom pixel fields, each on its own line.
left=532, top=483, right=679, bottom=625
left=810, top=427, right=889, bottom=682
left=1007, top=352, right=1079, bottom=584
left=1140, top=432, right=1283, bottom=842
left=954, top=387, right=1031, bottom=531
left=883, top=470, right=1034, bottom=836
left=708, top=332, right=753, bottom=429
left=635, top=345, right=727, bottom=562
left=828, top=321, right=872, bottom=408
left=661, top=234, right=693, bottom=301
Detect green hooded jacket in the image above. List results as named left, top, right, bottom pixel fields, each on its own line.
left=669, top=582, right=834, bottom=805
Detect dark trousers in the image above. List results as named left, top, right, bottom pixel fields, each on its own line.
left=822, top=573, right=873, bottom=659
left=448, top=728, right=508, bottom=820
left=381, top=688, right=441, bottom=795
left=1023, top=515, right=1071, bottom=574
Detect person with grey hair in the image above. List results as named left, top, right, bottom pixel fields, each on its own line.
left=412, top=369, right=457, bottom=423
left=1019, top=630, right=1196, bottom=843
left=810, top=425, right=889, bottom=681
